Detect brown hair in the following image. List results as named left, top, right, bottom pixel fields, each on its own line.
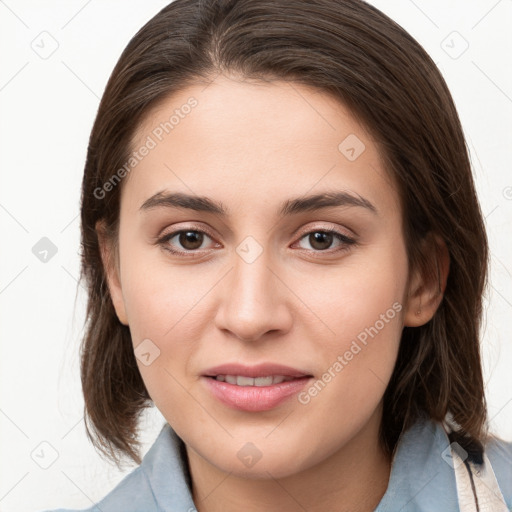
left=79, top=0, right=489, bottom=466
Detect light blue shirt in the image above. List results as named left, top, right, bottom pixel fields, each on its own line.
left=44, top=416, right=512, bottom=511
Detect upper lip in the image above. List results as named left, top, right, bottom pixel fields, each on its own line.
left=203, top=363, right=312, bottom=378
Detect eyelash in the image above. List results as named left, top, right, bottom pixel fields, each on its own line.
left=157, top=225, right=357, bottom=258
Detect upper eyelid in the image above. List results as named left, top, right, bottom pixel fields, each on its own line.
left=293, top=222, right=356, bottom=239
left=158, top=224, right=217, bottom=242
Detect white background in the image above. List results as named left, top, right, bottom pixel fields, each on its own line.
left=0, top=1, right=511, bottom=510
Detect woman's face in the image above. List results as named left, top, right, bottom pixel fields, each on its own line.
left=104, top=75, right=423, bottom=479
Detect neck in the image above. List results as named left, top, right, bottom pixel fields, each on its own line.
left=186, top=409, right=392, bottom=512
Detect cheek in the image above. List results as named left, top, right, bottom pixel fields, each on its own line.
left=120, top=242, right=210, bottom=340
left=118, top=245, right=220, bottom=412
left=121, top=262, right=204, bottom=423
left=291, top=239, right=408, bottom=356
left=292, top=240, right=407, bottom=415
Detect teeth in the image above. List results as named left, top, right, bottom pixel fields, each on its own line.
left=237, top=376, right=255, bottom=386
left=214, top=375, right=295, bottom=386
left=254, top=376, right=274, bottom=386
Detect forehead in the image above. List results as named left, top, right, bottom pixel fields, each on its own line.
left=124, top=75, right=400, bottom=217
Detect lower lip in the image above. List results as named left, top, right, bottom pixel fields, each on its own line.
left=202, top=376, right=312, bottom=412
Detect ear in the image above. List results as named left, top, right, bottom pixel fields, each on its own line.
left=403, top=233, right=450, bottom=327
left=96, top=220, right=129, bottom=326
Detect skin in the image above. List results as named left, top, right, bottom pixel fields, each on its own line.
left=99, top=74, right=448, bottom=512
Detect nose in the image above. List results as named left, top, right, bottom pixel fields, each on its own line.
left=214, top=243, right=293, bottom=343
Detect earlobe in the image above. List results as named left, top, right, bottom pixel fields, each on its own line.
left=403, top=234, right=450, bottom=327
left=96, top=220, right=129, bottom=326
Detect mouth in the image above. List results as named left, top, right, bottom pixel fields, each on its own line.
left=209, top=375, right=297, bottom=386
left=202, top=363, right=313, bottom=411
left=203, top=362, right=312, bottom=379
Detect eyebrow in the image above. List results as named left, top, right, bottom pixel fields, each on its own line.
left=140, top=190, right=378, bottom=216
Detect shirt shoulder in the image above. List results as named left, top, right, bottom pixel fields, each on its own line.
left=375, top=416, right=461, bottom=511
left=484, top=434, right=512, bottom=507
left=375, top=417, right=512, bottom=512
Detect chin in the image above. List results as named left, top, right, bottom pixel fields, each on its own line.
left=194, top=436, right=323, bottom=480
left=217, top=454, right=307, bottom=480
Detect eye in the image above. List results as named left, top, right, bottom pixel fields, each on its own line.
left=157, top=226, right=357, bottom=257
left=294, top=228, right=356, bottom=253
left=158, top=228, right=218, bottom=255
